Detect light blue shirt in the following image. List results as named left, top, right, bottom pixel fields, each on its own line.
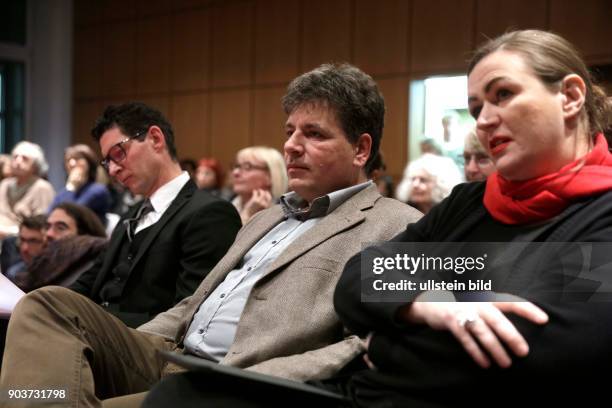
left=183, top=181, right=372, bottom=361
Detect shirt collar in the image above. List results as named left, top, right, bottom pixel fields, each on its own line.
left=280, top=181, right=372, bottom=220
left=148, top=171, right=190, bottom=213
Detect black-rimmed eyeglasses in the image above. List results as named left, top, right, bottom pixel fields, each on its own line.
left=100, top=129, right=148, bottom=172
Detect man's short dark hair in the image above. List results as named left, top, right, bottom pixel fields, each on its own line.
left=20, top=215, right=48, bottom=231
left=91, top=102, right=177, bottom=160
left=53, top=203, right=107, bottom=238
left=281, top=63, right=385, bottom=171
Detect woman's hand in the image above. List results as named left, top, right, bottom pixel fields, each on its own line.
left=66, top=166, right=87, bottom=191
left=398, top=292, right=549, bottom=368
left=241, top=189, right=273, bottom=222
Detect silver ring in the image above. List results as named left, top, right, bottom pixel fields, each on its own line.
left=456, top=312, right=478, bottom=328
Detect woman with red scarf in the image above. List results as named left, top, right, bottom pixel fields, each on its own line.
left=332, top=30, right=612, bottom=407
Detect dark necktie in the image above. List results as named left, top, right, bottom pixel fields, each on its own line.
left=125, top=199, right=153, bottom=242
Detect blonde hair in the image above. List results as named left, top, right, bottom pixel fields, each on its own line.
left=236, top=146, right=288, bottom=199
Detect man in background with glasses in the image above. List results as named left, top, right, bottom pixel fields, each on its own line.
left=61, top=102, right=241, bottom=328
left=1, top=214, right=47, bottom=282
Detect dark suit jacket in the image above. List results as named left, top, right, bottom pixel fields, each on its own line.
left=70, top=180, right=241, bottom=327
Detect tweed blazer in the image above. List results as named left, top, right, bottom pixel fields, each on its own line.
left=140, top=184, right=422, bottom=381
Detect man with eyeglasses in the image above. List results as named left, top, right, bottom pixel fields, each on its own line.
left=1, top=65, right=421, bottom=406
left=1, top=215, right=47, bottom=282
left=52, top=102, right=239, bottom=328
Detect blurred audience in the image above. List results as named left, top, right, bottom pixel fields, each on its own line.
left=0, top=154, right=12, bottom=181
left=49, top=144, right=111, bottom=224
left=367, top=152, right=394, bottom=198
left=231, top=146, right=287, bottom=224
left=10, top=203, right=108, bottom=293
left=0, top=215, right=47, bottom=282
left=194, top=157, right=225, bottom=196
left=179, top=158, right=197, bottom=179
left=396, top=153, right=462, bottom=213
left=463, top=130, right=495, bottom=182
left=0, top=141, right=55, bottom=238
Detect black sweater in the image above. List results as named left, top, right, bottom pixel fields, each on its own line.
left=334, top=182, right=612, bottom=407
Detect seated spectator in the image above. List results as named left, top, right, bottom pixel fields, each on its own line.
left=0, top=63, right=421, bottom=407
left=179, top=158, right=197, bottom=179
left=367, top=152, right=394, bottom=197
left=330, top=29, right=612, bottom=406
left=395, top=153, right=462, bottom=213
left=0, top=215, right=47, bottom=282
left=14, top=203, right=107, bottom=292
left=463, top=129, right=494, bottom=182
left=0, top=142, right=55, bottom=238
left=231, top=146, right=288, bottom=224
left=0, top=154, right=12, bottom=181
left=194, top=157, right=225, bottom=196
left=67, top=102, right=241, bottom=327
left=49, top=144, right=112, bottom=223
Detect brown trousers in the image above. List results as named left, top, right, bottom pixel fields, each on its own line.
left=0, top=286, right=176, bottom=407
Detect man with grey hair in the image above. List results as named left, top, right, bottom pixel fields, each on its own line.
left=0, top=141, right=55, bottom=238
left=1, top=63, right=421, bottom=406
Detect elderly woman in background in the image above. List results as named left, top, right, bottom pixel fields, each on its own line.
left=331, top=30, right=612, bottom=406
left=463, top=129, right=495, bottom=182
left=231, top=146, right=288, bottom=224
left=395, top=153, right=462, bottom=213
left=0, top=141, right=55, bottom=238
left=50, top=144, right=111, bottom=223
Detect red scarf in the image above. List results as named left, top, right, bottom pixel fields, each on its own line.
left=484, top=134, right=612, bottom=225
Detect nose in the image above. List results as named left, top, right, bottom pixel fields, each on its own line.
left=108, top=160, right=121, bottom=178
left=476, top=103, right=500, bottom=132
left=466, top=156, right=479, bottom=173
left=45, top=230, right=56, bottom=242
left=284, top=131, right=304, bottom=158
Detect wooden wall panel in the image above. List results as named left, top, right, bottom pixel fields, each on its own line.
left=550, top=0, right=612, bottom=65
left=171, top=10, right=211, bottom=92
left=252, top=86, right=288, bottom=151
left=74, top=0, right=137, bottom=26
left=136, top=0, right=175, bottom=16
left=475, top=0, right=547, bottom=45
left=377, top=77, right=409, bottom=179
left=411, top=0, right=475, bottom=74
left=73, top=27, right=102, bottom=98
left=73, top=101, right=104, bottom=147
left=137, top=96, right=170, bottom=119
left=254, top=0, right=300, bottom=85
left=136, top=17, right=171, bottom=95
left=210, top=90, right=251, bottom=166
left=301, top=0, right=352, bottom=70
left=101, top=22, right=136, bottom=97
left=211, top=2, right=254, bottom=88
left=354, top=0, right=410, bottom=76
left=171, top=93, right=210, bottom=160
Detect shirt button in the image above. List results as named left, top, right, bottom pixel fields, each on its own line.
left=220, top=293, right=226, bottom=298
left=198, top=329, right=204, bottom=334
left=271, top=240, right=277, bottom=244
left=247, top=267, right=252, bottom=271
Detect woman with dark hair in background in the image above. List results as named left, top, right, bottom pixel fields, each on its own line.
left=50, top=144, right=111, bottom=223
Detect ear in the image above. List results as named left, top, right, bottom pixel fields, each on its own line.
left=147, top=125, right=167, bottom=153
left=353, top=133, right=372, bottom=168
left=561, top=74, right=586, bottom=122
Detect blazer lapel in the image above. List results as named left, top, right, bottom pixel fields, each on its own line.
left=130, top=181, right=196, bottom=269
left=262, top=185, right=380, bottom=279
